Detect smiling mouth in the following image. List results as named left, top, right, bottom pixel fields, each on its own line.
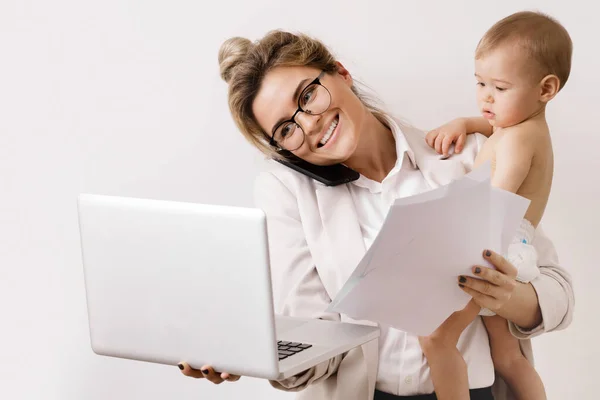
left=316, top=115, right=339, bottom=148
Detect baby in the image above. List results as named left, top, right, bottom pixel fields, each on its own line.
left=422, top=11, right=572, bottom=400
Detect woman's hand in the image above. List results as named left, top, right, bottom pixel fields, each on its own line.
left=178, top=362, right=241, bottom=384
left=425, top=118, right=468, bottom=158
left=458, top=249, right=519, bottom=314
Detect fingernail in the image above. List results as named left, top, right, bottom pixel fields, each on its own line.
left=459, top=276, right=467, bottom=283
left=201, top=369, right=209, bottom=374
left=485, top=250, right=491, bottom=257
left=459, top=284, right=465, bottom=288
left=178, top=364, right=184, bottom=370
left=474, top=267, right=481, bottom=274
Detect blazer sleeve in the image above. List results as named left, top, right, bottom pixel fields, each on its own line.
left=508, top=225, right=575, bottom=338
left=253, top=170, right=346, bottom=391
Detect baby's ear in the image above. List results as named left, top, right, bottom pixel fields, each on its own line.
left=539, top=74, right=560, bottom=103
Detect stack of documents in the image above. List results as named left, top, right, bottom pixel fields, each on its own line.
left=327, top=162, right=531, bottom=336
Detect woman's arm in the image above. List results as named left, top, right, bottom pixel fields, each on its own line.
left=458, top=232, right=574, bottom=336
left=505, top=226, right=575, bottom=338
left=496, top=280, right=542, bottom=329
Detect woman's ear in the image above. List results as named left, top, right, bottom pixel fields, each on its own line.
left=539, top=74, right=560, bottom=103
left=335, top=61, right=353, bottom=87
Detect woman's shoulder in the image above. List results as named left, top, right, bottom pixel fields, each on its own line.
left=254, top=158, right=313, bottom=191
left=253, top=158, right=318, bottom=209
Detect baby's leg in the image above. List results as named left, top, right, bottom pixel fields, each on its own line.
left=483, top=315, right=546, bottom=400
left=419, top=300, right=480, bottom=400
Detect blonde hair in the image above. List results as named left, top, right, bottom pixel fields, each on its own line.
left=218, top=30, right=385, bottom=159
left=475, top=11, right=573, bottom=90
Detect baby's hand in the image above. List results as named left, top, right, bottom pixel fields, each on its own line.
left=425, top=118, right=468, bottom=158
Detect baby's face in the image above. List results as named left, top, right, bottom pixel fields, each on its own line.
left=474, top=45, right=543, bottom=128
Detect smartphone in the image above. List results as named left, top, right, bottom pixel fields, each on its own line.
left=274, top=151, right=359, bottom=186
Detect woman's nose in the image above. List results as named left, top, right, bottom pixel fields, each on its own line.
left=295, top=112, right=321, bottom=136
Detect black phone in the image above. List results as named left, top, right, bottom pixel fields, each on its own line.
left=274, top=151, right=359, bottom=186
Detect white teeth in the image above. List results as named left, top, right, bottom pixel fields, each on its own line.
left=320, top=118, right=338, bottom=146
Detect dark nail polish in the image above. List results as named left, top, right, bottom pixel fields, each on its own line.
left=201, top=369, right=209, bottom=374
left=485, top=250, right=491, bottom=257
left=178, top=364, right=184, bottom=370
left=459, top=276, right=466, bottom=283
left=459, top=284, right=464, bottom=288
left=475, top=267, right=481, bottom=274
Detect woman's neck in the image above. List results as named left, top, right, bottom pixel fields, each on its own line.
left=344, top=112, right=397, bottom=182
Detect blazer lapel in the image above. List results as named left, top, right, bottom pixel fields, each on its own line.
left=314, top=184, right=367, bottom=298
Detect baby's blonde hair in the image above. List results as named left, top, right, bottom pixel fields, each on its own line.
left=475, top=11, right=573, bottom=90
left=218, top=30, right=384, bottom=159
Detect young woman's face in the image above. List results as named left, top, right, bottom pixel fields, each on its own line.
left=252, top=65, right=368, bottom=165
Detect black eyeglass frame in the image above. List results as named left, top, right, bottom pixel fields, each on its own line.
left=268, top=70, right=331, bottom=150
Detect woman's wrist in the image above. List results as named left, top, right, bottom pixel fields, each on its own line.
left=496, top=281, right=542, bottom=330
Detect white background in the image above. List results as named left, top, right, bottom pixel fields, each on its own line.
left=1, top=1, right=597, bottom=399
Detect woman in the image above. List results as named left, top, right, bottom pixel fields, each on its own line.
left=179, top=30, right=574, bottom=400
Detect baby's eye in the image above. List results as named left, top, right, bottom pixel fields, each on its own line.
left=496, top=87, right=506, bottom=91
left=476, top=82, right=485, bottom=87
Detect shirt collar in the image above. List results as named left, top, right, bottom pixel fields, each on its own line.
left=350, top=115, right=418, bottom=192
left=385, top=115, right=417, bottom=169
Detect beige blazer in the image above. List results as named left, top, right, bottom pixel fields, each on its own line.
left=253, top=122, right=575, bottom=400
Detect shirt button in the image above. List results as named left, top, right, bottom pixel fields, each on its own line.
left=404, top=376, right=412, bottom=384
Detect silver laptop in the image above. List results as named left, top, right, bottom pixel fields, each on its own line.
left=77, top=194, right=379, bottom=380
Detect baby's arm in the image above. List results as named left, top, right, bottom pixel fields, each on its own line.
left=463, top=116, right=494, bottom=137
left=492, top=127, right=535, bottom=193
left=426, top=117, right=493, bottom=156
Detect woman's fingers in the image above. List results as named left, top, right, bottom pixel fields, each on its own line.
left=178, top=363, right=238, bottom=384
left=220, top=372, right=241, bottom=382
left=459, top=274, right=504, bottom=299
left=201, top=366, right=225, bottom=384
left=459, top=284, right=501, bottom=310
left=471, top=264, right=516, bottom=291
left=482, top=249, right=517, bottom=278
left=458, top=250, right=521, bottom=311
left=178, top=362, right=206, bottom=379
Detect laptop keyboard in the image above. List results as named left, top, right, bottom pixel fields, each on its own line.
left=277, top=340, right=313, bottom=361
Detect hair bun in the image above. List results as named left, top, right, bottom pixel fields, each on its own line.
left=218, top=37, right=252, bottom=83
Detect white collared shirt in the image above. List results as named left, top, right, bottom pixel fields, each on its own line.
left=347, top=118, right=495, bottom=395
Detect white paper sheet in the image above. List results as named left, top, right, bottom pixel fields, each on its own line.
left=328, top=163, right=530, bottom=336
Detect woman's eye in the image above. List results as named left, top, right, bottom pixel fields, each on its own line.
left=302, top=88, right=315, bottom=103
left=281, top=123, right=299, bottom=139
left=281, top=124, right=292, bottom=138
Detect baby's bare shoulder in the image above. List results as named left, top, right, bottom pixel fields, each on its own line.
left=497, top=122, right=544, bottom=149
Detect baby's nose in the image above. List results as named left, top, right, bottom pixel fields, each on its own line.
left=482, top=92, right=494, bottom=103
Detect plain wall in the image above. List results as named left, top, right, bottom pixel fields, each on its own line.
left=1, top=1, right=597, bottom=398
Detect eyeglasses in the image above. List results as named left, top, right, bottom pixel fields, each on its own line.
left=269, top=71, right=332, bottom=151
